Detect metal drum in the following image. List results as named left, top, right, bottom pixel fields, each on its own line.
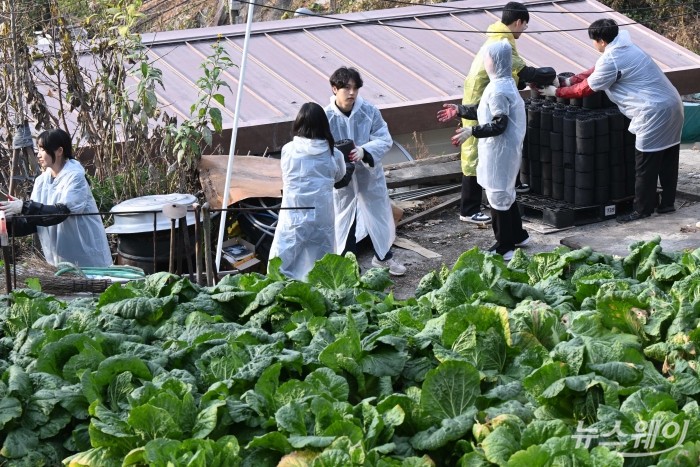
left=105, top=194, right=198, bottom=273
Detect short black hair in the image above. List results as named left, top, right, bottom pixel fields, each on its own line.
left=329, top=67, right=363, bottom=89
left=501, top=2, right=529, bottom=25
left=293, top=102, right=335, bottom=153
left=37, top=128, right=74, bottom=163
left=588, top=18, right=618, bottom=43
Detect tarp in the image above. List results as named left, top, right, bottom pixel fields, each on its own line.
left=198, top=155, right=282, bottom=209
left=682, top=103, right=700, bottom=143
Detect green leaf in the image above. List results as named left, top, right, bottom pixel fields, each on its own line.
left=421, top=360, right=480, bottom=421
left=305, top=367, right=349, bottom=402
left=6, top=365, right=31, bottom=397
left=483, top=425, right=521, bottom=466
left=307, top=254, right=360, bottom=290
left=1, top=427, right=39, bottom=458
left=522, top=362, right=568, bottom=402
left=209, top=108, right=223, bottom=132
left=201, top=125, right=213, bottom=146
left=212, top=93, right=225, bottom=106
left=279, top=282, right=327, bottom=316
left=245, top=431, right=293, bottom=453
left=100, top=296, right=176, bottom=324
left=360, top=267, right=392, bottom=291
left=275, top=402, right=308, bottom=436
left=192, top=400, right=225, bottom=438
left=432, top=269, right=487, bottom=314
left=510, top=301, right=566, bottom=351
left=587, top=362, right=642, bottom=386
left=519, top=420, right=570, bottom=449
left=410, top=410, right=476, bottom=450
left=0, top=396, right=22, bottom=429
left=127, top=404, right=182, bottom=440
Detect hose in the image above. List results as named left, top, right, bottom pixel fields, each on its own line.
left=55, top=262, right=146, bottom=280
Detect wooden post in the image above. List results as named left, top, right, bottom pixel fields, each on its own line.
left=193, top=203, right=203, bottom=285
left=202, top=203, right=215, bottom=286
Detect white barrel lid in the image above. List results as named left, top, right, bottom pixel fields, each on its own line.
left=106, top=193, right=198, bottom=234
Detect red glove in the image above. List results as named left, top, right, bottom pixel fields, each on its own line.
left=437, top=104, right=458, bottom=123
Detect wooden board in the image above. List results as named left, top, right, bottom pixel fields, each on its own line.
left=199, top=155, right=282, bottom=209
left=384, top=160, right=462, bottom=189
left=393, top=236, right=442, bottom=259
left=397, top=194, right=461, bottom=227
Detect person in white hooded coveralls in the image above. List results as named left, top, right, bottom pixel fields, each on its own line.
left=0, top=128, right=112, bottom=267
left=268, top=102, right=348, bottom=280
left=439, top=40, right=528, bottom=261
left=324, top=67, right=406, bottom=276
left=540, top=19, right=684, bottom=223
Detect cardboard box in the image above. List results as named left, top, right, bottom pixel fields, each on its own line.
left=235, top=257, right=261, bottom=273
left=221, top=237, right=256, bottom=268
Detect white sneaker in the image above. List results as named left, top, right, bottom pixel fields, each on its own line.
left=459, top=212, right=492, bottom=224
left=371, top=257, right=406, bottom=276
left=515, top=183, right=530, bottom=193
left=487, top=243, right=514, bottom=261
left=515, top=235, right=530, bottom=247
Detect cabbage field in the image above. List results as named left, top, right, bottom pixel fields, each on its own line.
left=2, top=237, right=700, bottom=466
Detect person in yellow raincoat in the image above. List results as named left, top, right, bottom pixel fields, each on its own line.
left=449, top=2, right=556, bottom=224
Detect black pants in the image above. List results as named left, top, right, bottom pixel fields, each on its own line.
left=342, top=216, right=392, bottom=261
left=633, top=144, right=679, bottom=215
left=491, top=202, right=527, bottom=254
left=460, top=175, right=483, bottom=216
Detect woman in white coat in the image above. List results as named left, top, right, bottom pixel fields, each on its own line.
left=268, top=102, right=347, bottom=280
left=440, top=40, right=529, bottom=261
left=0, top=128, right=112, bottom=267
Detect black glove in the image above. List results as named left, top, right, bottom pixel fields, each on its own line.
left=334, top=162, right=356, bottom=189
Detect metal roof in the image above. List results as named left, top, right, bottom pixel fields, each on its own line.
left=67, top=0, right=700, bottom=153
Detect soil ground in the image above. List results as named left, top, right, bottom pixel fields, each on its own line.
left=356, top=145, right=700, bottom=299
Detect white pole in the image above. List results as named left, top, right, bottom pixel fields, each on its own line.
left=215, top=0, right=256, bottom=272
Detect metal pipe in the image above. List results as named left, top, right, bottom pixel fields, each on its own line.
left=215, top=0, right=257, bottom=272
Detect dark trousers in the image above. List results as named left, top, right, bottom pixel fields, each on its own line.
left=460, top=175, right=483, bottom=216
left=491, top=202, right=527, bottom=254
left=342, top=216, right=392, bottom=261
left=633, top=144, right=679, bottom=215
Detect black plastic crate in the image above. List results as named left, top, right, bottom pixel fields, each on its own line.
left=518, top=193, right=619, bottom=228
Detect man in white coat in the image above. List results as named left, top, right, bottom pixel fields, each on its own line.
left=325, top=67, right=406, bottom=276
left=541, top=18, right=684, bottom=223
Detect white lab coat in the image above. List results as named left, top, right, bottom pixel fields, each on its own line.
left=268, top=136, right=345, bottom=280
left=587, top=30, right=683, bottom=152
left=476, top=40, right=526, bottom=211
left=325, top=96, right=395, bottom=259
left=31, top=159, right=112, bottom=267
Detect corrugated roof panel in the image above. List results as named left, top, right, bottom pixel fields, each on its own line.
left=237, top=30, right=353, bottom=107
left=304, top=26, right=425, bottom=103
left=561, top=1, right=696, bottom=69
left=188, top=38, right=299, bottom=121
left=337, top=24, right=456, bottom=98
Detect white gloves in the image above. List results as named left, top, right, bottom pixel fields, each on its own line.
left=451, top=127, right=473, bottom=146
left=0, top=199, right=23, bottom=217
left=437, top=104, right=458, bottom=123
left=349, top=146, right=365, bottom=163
left=540, top=85, right=557, bottom=97
left=551, top=77, right=561, bottom=88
